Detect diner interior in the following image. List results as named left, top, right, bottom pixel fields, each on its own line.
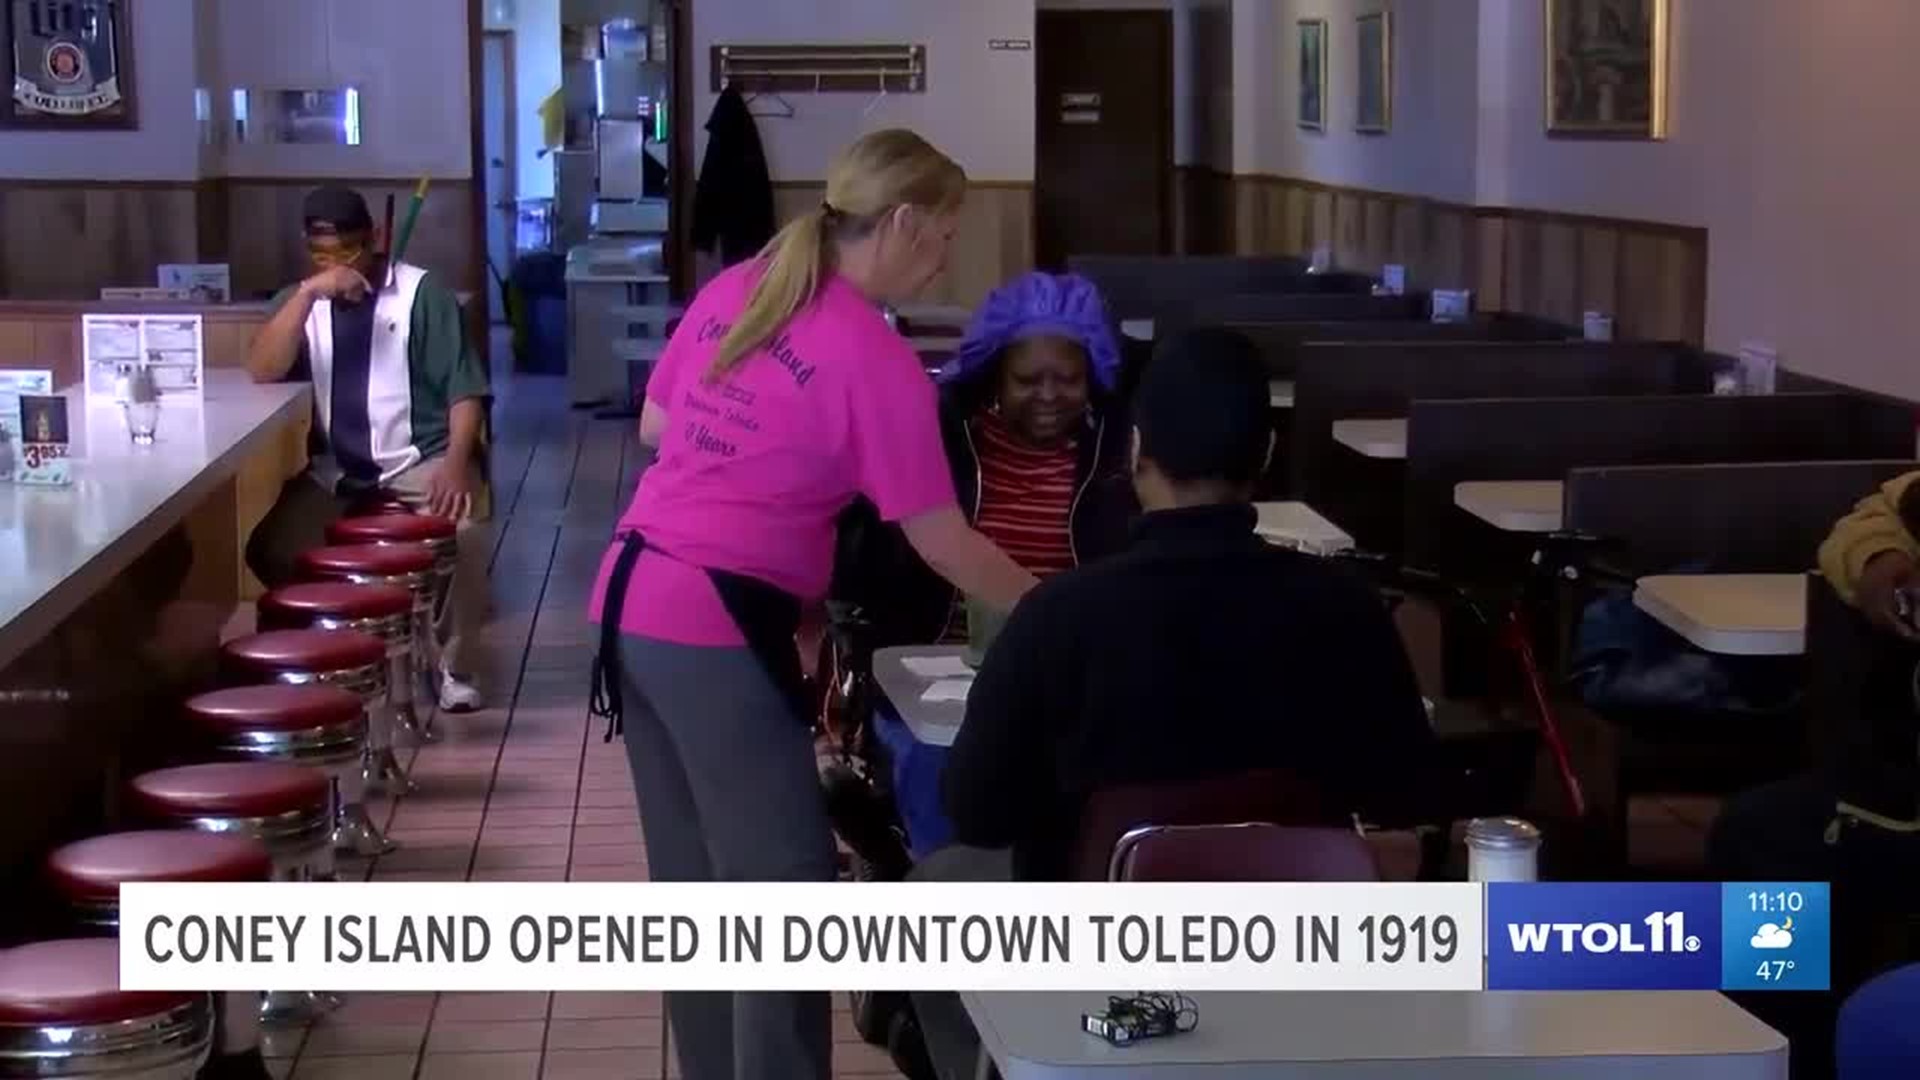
left=4, top=0, right=1920, bottom=1077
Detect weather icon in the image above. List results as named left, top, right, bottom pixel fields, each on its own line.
left=1751, top=919, right=1795, bottom=950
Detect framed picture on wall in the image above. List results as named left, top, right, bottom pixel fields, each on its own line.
left=1, top=0, right=137, bottom=129
left=1297, top=18, right=1327, bottom=132
left=1355, top=12, right=1391, bottom=134
left=1544, top=0, right=1668, bottom=138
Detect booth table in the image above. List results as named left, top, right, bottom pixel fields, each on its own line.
left=1453, top=481, right=1564, bottom=533
left=1331, top=419, right=1407, bottom=460
left=1254, top=502, right=1352, bottom=555
left=963, top=989, right=1786, bottom=1079
left=1631, top=574, right=1807, bottom=656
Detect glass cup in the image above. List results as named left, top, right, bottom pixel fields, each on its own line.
left=123, top=400, right=160, bottom=445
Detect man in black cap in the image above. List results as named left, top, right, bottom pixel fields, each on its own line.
left=244, top=184, right=492, bottom=712
left=905, top=327, right=1438, bottom=1078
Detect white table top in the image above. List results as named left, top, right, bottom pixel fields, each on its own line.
left=965, top=990, right=1785, bottom=1079
left=1453, top=481, right=1564, bottom=533
left=0, top=371, right=311, bottom=670
left=873, top=645, right=970, bottom=747
left=1121, top=319, right=1154, bottom=342
left=1331, top=418, right=1407, bottom=460
left=896, top=302, right=971, bottom=326
left=1254, top=502, right=1352, bottom=556
left=907, top=336, right=960, bottom=355
left=1270, top=380, right=1295, bottom=409
left=1632, top=574, right=1807, bottom=656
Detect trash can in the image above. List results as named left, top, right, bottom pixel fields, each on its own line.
left=510, top=253, right=567, bottom=375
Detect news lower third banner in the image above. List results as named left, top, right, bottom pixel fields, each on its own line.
left=116, top=881, right=1828, bottom=994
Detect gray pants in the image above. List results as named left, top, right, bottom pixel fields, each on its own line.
left=245, top=465, right=489, bottom=677
left=616, top=634, right=840, bottom=1080
left=910, top=845, right=1014, bottom=1080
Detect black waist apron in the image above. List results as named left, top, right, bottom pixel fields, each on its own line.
left=590, top=532, right=810, bottom=741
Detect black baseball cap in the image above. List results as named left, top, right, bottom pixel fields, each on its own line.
left=1135, top=326, right=1273, bottom=486
left=302, top=185, right=373, bottom=234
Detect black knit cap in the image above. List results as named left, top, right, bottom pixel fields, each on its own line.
left=1135, top=326, right=1272, bottom=486
left=302, top=185, right=373, bottom=234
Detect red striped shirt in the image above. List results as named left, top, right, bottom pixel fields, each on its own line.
left=942, top=413, right=1079, bottom=641
left=973, top=412, right=1079, bottom=576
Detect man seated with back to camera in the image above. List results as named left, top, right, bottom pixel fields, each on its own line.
left=906, top=327, right=1438, bottom=1079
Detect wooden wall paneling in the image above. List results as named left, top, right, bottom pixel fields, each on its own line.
left=213, top=180, right=479, bottom=300
left=0, top=183, right=199, bottom=299
left=1534, top=220, right=1581, bottom=327
left=1474, top=212, right=1508, bottom=309
left=1576, top=224, right=1621, bottom=325
left=769, top=180, right=1033, bottom=307
left=1209, top=174, right=1705, bottom=346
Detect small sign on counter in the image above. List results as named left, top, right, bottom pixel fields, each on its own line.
left=158, top=263, right=232, bottom=302
left=1, top=372, right=71, bottom=487
left=82, top=314, right=206, bottom=403
left=1431, top=289, right=1474, bottom=323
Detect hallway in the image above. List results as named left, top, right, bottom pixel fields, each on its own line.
left=265, top=371, right=904, bottom=1079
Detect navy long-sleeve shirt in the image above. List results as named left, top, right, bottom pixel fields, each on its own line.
left=942, top=503, right=1436, bottom=880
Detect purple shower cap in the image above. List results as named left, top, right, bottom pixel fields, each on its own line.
left=941, top=272, right=1121, bottom=391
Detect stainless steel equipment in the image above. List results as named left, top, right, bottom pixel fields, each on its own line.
left=567, top=237, right=671, bottom=408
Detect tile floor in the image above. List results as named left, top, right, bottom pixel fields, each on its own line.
left=256, top=370, right=906, bottom=1079
left=257, top=362, right=1713, bottom=1079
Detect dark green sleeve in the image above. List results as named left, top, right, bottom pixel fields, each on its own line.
left=409, top=278, right=490, bottom=404
left=266, top=284, right=311, bottom=379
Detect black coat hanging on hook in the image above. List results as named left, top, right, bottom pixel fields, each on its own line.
left=692, top=84, right=777, bottom=267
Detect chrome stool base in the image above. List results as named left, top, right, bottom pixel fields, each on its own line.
left=261, top=989, right=343, bottom=1026
left=333, top=802, right=394, bottom=857
left=362, top=746, right=413, bottom=796
left=393, top=700, right=439, bottom=744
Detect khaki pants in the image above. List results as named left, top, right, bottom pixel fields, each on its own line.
left=245, top=461, right=490, bottom=678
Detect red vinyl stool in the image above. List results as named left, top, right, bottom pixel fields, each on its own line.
left=46, top=832, right=274, bottom=1080
left=0, top=938, right=213, bottom=1080
left=327, top=512, right=457, bottom=620
left=258, top=582, right=422, bottom=748
left=294, top=544, right=439, bottom=743
left=219, top=629, right=405, bottom=796
left=182, top=684, right=389, bottom=856
left=129, top=763, right=340, bottom=1025
left=346, top=492, right=414, bottom=517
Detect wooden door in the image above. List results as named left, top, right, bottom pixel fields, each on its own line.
left=1034, top=10, right=1174, bottom=269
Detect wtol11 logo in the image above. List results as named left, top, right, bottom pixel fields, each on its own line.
left=1486, top=883, right=1723, bottom=990
left=1486, top=882, right=1831, bottom=991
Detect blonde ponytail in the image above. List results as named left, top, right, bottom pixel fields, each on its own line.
left=704, top=128, right=967, bottom=381
left=707, top=212, right=829, bottom=379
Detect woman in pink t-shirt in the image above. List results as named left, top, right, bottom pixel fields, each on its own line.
left=586, top=129, right=1036, bottom=1080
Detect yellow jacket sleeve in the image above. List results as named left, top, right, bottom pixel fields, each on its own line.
left=1817, top=470, right=1920, bottom=604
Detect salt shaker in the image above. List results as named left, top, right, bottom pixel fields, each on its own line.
left=1465, top=817, right=1542, bottom=882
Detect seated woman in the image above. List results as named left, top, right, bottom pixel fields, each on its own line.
left=827, top=271, right=1135, bottom=864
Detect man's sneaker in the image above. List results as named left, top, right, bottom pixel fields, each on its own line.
left=439, top=672, right=483, bottom=713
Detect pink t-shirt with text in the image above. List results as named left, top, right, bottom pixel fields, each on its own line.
left=588, top=263, right=957, bottom=645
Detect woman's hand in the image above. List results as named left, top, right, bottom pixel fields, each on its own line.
left=900, top=506, right=1038, bottom=612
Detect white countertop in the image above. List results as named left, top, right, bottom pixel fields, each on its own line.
left=0, top=371, right=311, bottom=670
left=1270, top=380, right=1295, bottom=409
left=873, top=645, right=970, bottom=748
left=1254, top=502, right=1352, bottom=556
left=1632, top=574, right=1807, bottom=656
left=1331, top=418, right=1407, bottom=460
left=1454, top=481, right=1564, bottom=533
left=966, top=990, right=1785, bottom=1079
